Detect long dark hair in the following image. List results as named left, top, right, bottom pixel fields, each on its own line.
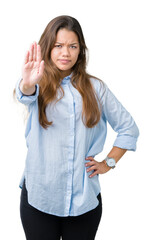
left=37, top=15, right=102, bottom=129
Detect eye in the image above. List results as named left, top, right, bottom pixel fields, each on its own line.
left=70, top=45, right=77, bottom=49
left=55, top=45, right=62, bottom=48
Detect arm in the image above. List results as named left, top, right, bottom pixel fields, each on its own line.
left=107, top=146, right=127, bottom=163
left=15, top=77, right=39, bottom=106
left=103, top=84, right=139, bottom=151
left=85, top=82, right=139, bottom=177
left=85, top=147, right=127, bottom=177
left=19, top=79, right=36, bottom=96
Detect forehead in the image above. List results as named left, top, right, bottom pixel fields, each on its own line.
left=56, top=28, right=79, bottom=43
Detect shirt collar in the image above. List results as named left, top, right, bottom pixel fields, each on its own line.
left=61, top=73, right=73, bottom=84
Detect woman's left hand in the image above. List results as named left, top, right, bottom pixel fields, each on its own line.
left=85, top=156, right=111, bottom=178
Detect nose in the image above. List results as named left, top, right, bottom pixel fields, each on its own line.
left=62, top=46, right=70, bottom=57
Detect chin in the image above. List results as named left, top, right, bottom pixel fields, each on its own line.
left=58, top=66, right=72, bottom=72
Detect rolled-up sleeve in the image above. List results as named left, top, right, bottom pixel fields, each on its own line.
left=101, top=83, right=139, bottom=151
left=15, top=78, right=39, bottom=106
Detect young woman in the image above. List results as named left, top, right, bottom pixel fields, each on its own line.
left=15, top=15, right=139, bottom=240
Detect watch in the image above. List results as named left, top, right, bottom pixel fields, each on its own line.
left=104, top=156, right=116, bottom=169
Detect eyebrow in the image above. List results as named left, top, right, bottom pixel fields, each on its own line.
left=55, top=42, right=78, bottom=45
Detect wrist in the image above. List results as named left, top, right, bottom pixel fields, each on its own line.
left=103, top=160, right=111, bottom=169
left=20, top=80, right=36, bottom=95
left=104, top=156, right=116, bottom=169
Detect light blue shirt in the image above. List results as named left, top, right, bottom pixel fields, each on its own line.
left=16, top=75, right=139, bottom=217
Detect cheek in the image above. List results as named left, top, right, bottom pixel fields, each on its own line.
left=72, top=52, right=80, bottom=63
left=51, top=49, right=58, bottom=62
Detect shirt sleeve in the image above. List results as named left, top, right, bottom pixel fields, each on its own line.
left=101, top=82, right=139, bottom=151
left=15, top=78, right=39, bottom=106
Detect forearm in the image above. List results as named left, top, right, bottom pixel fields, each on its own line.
left=85, top=146, right=127, bottom=177
left=107, top=146, right=127, bottom=164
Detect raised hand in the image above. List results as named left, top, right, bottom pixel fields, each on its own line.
left=20, top=42, right=44, bottom=95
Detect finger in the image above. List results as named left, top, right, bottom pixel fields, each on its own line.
left=85, top=160, right=96, bottom=166
left=86, top=165, right=97, bottom=172
left=33, top=42, right=37, bottom=61
left=37, top=44, right=41, bottom=62
left=85, top=156, right=94, bottom=160
left=29, top=43, right=34, bottom=62
left=38, top=60, right=44, bottom=78
left=89, top=170, right=99, bottom=178
left=24, top=51, right=29, bottom=64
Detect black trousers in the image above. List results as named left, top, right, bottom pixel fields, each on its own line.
left=20, top=180, right=102, bottom=240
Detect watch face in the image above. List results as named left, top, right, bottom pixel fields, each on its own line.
left=107, top=158, right=116, bottom=167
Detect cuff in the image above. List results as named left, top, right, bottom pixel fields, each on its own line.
left=15, top=78, right=39, bottom=105
left=113, top=135, right=138, bottom=151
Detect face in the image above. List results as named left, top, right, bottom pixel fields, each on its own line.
left=51, top=28, right=80, bottom=78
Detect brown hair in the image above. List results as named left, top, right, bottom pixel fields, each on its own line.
left=38, top=15, right=102, bottom=129
left=17, top=15, right=103, bottom=129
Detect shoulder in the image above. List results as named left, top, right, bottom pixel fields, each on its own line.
left=89, top=76, right=107, bottom=99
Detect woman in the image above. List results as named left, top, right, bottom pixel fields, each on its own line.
left=15, top=15, right=139, bottom=240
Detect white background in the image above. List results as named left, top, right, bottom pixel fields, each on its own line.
left=0, top=0, right=152, bottom=239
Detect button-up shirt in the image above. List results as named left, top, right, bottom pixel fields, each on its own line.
left=15, top=75, right=139, bottom=217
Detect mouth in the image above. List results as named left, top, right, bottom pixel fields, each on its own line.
left=58, top=59, right=71, bottom=64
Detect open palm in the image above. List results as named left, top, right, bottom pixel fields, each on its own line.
left=22, top=42, right=44, bottom=88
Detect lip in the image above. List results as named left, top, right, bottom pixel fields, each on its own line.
left=58, top=59, right=71, bottom=64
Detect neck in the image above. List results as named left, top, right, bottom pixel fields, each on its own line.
left=60, top=70, right=72, bottom=78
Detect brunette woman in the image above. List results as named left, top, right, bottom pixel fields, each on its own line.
left=15, top=15, right=139, bottom=240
